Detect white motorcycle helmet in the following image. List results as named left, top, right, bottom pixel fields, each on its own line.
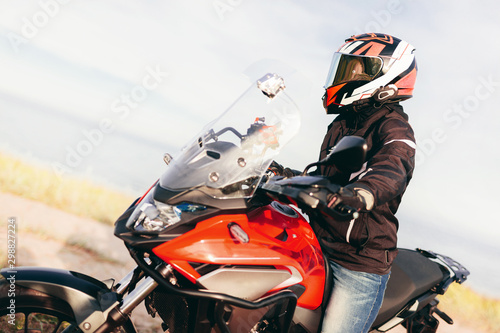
left=323, top=33, right=417, bottom=114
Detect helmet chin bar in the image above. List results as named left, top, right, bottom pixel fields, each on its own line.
left=323, top=84, right=400, bottom=114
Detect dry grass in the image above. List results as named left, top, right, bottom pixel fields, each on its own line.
left=0, top=152, right=134, bottom=225
left=1, top=153, right=500, bottom=331
left=439, top=283, right=500, bottom=332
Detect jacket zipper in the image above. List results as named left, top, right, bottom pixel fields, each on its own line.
left=345, top=219, right=355, bottom=243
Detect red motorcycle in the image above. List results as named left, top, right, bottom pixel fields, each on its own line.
left=1, top=74, right=469, bottom=332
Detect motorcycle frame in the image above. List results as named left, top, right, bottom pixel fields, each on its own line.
left=129, top=248, right=299, bottom=333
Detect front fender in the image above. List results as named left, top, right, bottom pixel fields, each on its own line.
left=1, top=266, right=126, bottom=332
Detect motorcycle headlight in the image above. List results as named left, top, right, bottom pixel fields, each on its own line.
left=126, top=190, right=205, bottom=232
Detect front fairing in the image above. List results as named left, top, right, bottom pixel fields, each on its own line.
left=158, top=76, right=301, bottom=201
left=120, top=74, right=301, bottom=237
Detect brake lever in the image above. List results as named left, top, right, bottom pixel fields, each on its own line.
left=326, top=194, right=359, bottom=220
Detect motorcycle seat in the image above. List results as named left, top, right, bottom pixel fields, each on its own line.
left=373, top=248, right=445, bottom=327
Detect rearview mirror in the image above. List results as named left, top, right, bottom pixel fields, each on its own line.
left=303, top=136, right=367, bottom=175
left=323, top=136, right=367, bottom=173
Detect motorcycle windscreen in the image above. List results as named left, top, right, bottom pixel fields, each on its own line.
left=159, top=80, right=301, bottom=199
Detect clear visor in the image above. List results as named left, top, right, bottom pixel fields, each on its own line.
left=324, top=53, right=383, bottom=88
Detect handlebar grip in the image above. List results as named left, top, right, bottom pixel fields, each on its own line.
left=326, top=194, right=360, bottom=219
left=336, top=204, right=359, bottom=219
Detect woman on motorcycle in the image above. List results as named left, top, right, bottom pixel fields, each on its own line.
left=271, top=32, right=418, bottom=333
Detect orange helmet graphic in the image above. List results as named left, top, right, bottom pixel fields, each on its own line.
left=323, top=33, right=417, bottom=114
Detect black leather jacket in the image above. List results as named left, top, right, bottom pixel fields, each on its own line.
left=312, top=103, right=416, bottom=275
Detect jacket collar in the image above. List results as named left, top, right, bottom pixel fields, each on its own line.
left=334, top=103, right=407, bottom=131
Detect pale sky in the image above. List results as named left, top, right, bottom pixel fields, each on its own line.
left=1, top=0, right=499, bottom=295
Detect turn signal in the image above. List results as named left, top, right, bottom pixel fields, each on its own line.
left=228, top=222, right=249, bottom=243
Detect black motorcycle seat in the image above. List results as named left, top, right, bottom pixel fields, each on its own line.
left=373, top=248, right=445, bottom=327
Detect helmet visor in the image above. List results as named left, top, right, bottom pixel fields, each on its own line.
left=324, top=53, right=383, bottom=88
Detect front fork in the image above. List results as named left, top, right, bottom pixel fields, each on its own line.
left=91, top=264, right=172, bottom=333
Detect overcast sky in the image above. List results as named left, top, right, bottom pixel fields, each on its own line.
left=1, top=1, right=499, bottom=294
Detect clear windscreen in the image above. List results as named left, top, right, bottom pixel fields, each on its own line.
left=159, top=77, right=301, bottom=199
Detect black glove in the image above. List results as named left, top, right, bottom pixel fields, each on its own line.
left=330, top=184, right=375, bottom=212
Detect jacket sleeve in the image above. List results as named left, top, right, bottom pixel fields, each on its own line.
left=351, top=117, right=416, bottom=207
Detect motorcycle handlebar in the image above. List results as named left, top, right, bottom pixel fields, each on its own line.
left=260, top=176, right=358, bottom=221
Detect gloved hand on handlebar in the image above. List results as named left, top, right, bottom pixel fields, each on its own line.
left=268, top=161, right=300, bottom=178
left=329, top=184, right=375, bottom=212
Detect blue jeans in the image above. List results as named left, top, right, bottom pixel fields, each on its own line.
left=321, top=260, right=390, bottom=333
